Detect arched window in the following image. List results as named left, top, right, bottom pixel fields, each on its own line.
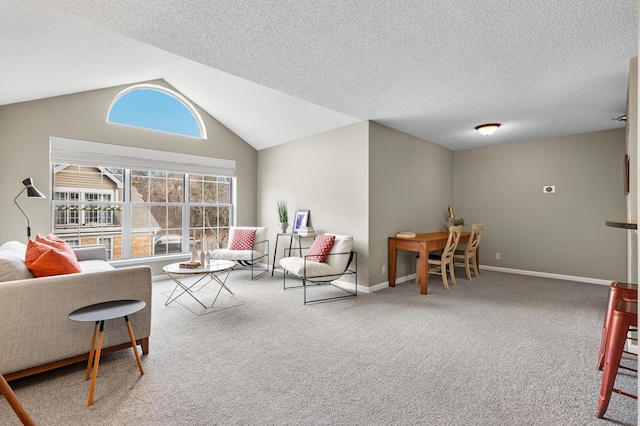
left=108, top=84, right=207, bottom=139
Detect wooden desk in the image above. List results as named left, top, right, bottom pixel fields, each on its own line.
left=388, top=232, right=473, bottom=295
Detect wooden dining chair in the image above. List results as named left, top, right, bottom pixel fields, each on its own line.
left=415, top=226, right=462, bottom=290
left=453, top=223, right=483, bottom=281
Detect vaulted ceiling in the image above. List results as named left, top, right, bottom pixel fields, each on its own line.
left=1, top=1, right=637, bottom=151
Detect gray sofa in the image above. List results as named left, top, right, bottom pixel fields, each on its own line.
left=0, top=241, right=152, bottom=380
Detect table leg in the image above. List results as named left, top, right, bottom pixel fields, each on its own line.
left=388, top=239, right=397, bottom=287
left=88, top=320, right=104, bottom=406
left=85, top=321, right=99, bottom=380
left=271, top=235, right=280, bottom=276
left=209, top=268, right=234, bottom=308
left=0, top=374, right=35, bottom=426
left=124, top=316, right=144, bottom=376
left=419, top=243, right=428, bottom=295
left=165, top=273, right=211, bottom=309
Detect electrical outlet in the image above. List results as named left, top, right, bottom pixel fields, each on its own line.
left=495, top=253, right=501, bottom=260
left=382, top=265, right=387, bottom=274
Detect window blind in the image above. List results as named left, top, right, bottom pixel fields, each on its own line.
left=50, top=137, right=236, bottom=177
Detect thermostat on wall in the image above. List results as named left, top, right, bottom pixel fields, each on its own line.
left=543, top=186, right=555, bottom=193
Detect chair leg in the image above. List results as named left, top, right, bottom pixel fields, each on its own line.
left=440, top=265, right=449, bottom=290
left=449, top=261, right=458, bottom=286
left=596, top=310, right=634, bottom=418
left=415, top=258, right=419, bottom=284
left=0, top=374, right=35, bottom=426
left=472, top=256, right=480, bottom=277
left=464, top=257, right=472, bottom=281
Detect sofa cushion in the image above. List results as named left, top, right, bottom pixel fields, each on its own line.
left=25, top=239, right=82, bottom=277
left=229, top=228, right=256, bottom=250
left=79, top=259, right=115, bottom=273
left=0, top=241, right=34, bottom=282
left=306, top=234, right=335, bottom=263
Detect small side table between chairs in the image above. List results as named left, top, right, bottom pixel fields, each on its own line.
left=68, top=299, right=146, bottom=406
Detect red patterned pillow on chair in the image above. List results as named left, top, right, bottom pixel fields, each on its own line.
left=229, top=229, right=257, bottom=250
left=305, top=234, right=335, bottom=263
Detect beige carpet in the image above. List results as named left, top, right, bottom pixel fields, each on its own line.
left=1, top=270, right=636, bottom=425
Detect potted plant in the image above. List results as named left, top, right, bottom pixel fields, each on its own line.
left=450, top=217, right=465, bottom=229
left=277, top=200, right=289, bottom=233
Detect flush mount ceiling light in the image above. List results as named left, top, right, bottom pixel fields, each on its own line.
left=475, top=123, right=501, bottom=136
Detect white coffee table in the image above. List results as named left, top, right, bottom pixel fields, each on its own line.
left=163, top=260, right=236, bottom=309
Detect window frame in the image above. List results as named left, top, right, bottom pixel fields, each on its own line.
left=51, top=166, right=233, bottom=261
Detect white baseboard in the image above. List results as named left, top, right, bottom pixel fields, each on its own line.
left=365, top=265, right=612, bottom=293
left=364, top=273, right=417, bottom=293
left=479, top=265, right=612, bottom=286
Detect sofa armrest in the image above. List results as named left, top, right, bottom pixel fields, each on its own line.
left=72, top=245, right=107, bottom=262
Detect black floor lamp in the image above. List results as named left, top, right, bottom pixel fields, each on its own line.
left=13, top=178, right=46, bottom=241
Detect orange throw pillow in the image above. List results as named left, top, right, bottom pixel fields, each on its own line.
left=35, top=234, right=75, bottom=257
left=25, top=239, right=81, bottom=277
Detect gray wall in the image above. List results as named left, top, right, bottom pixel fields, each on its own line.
left=0, top=77, right=630, bottom=284
left=257, top=121, right=455, bottom=290
left=257, top=121, right=369, bottom=286
left=0, top=80, right=257, bottom=274
left=368, top=122, right=454, bottom=285
left=453, top=129, right=627, bottom=281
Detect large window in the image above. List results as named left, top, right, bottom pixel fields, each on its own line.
left=52, top=165, right=231, bottom=260
left=50, top=137, right=236, bottom=261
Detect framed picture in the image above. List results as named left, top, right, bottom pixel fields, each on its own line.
left=293, top=210, right=310, bottom=232
left=624, top=154, right=630, bottom=195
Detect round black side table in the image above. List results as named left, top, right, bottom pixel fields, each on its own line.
left=69, top=299, right=146, bottom=406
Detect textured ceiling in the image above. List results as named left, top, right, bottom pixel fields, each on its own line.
left=0, top=0, right=637, bottom=151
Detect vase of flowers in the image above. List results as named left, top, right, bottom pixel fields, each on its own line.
left=277, top=200, right=289, bottom=233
